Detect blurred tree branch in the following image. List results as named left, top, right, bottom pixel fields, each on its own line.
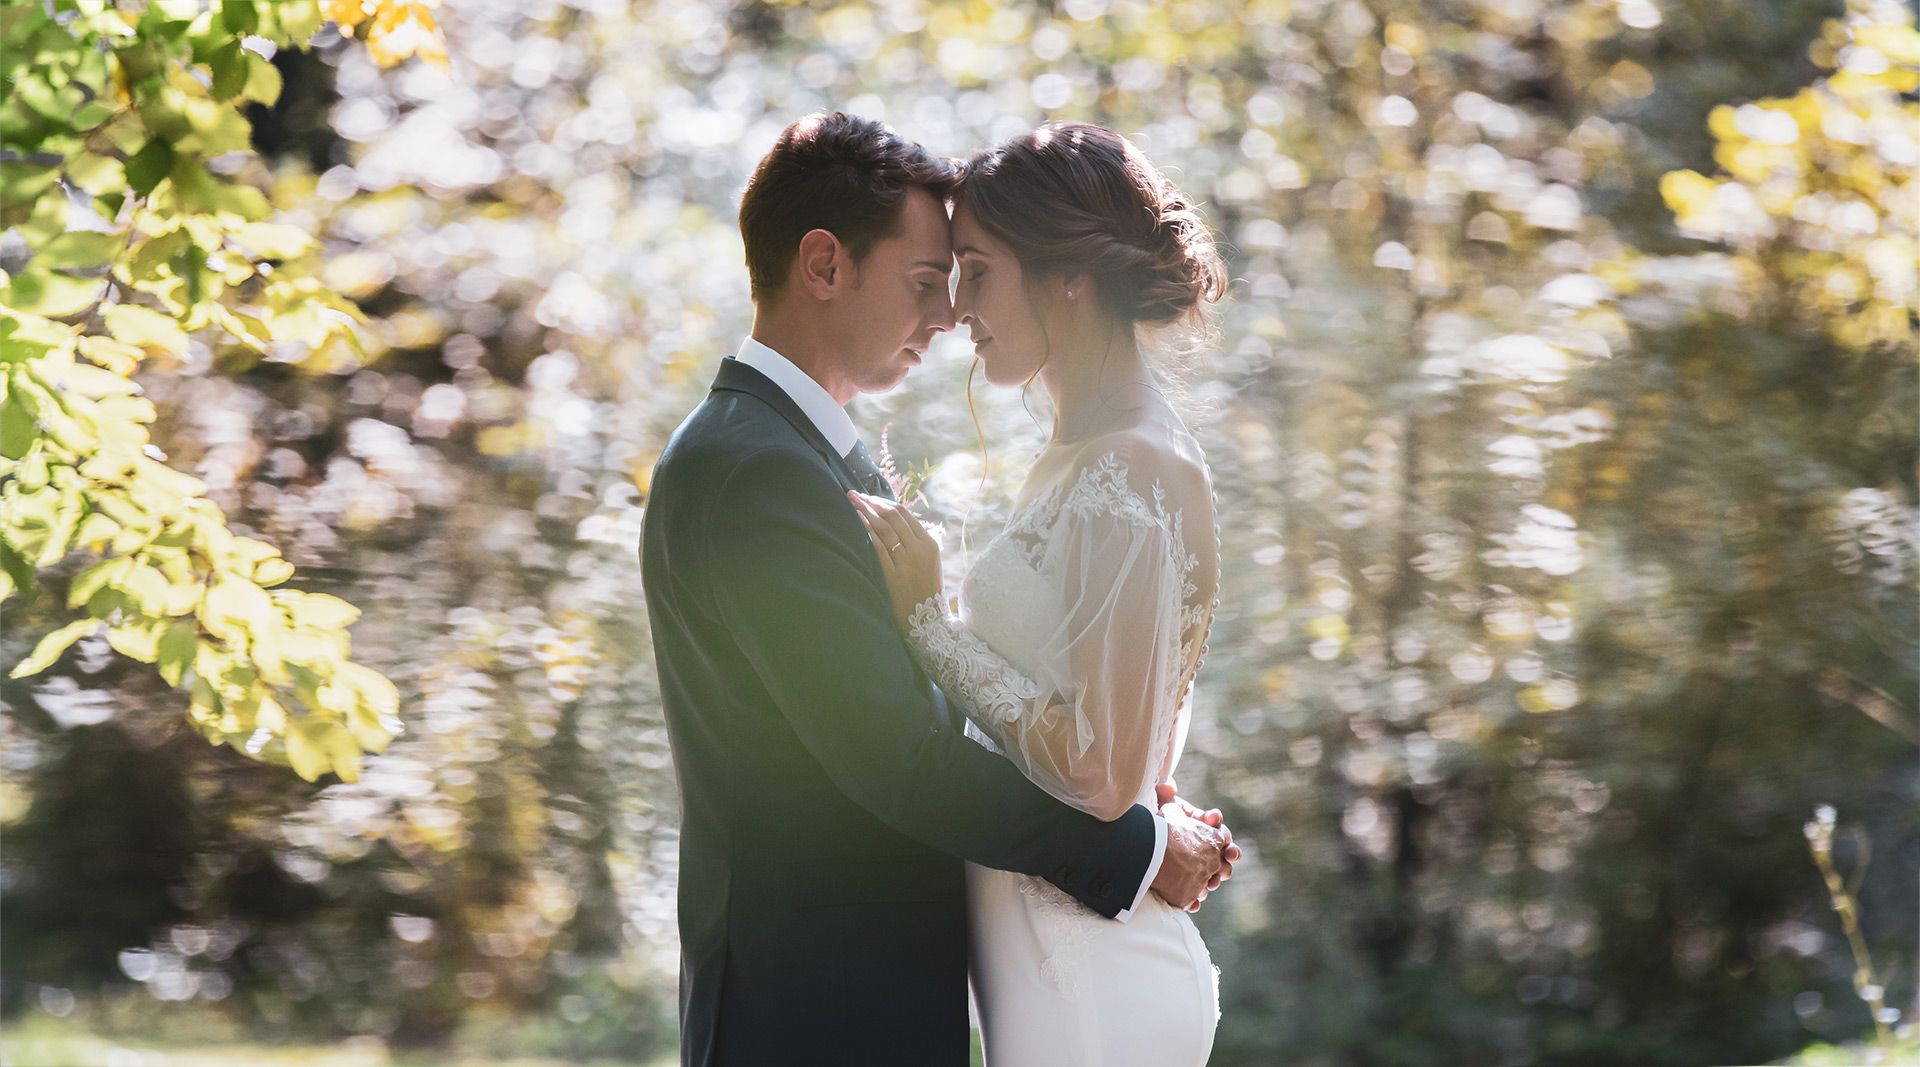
left=1817, top=667, right=1920, bottom=746
left=1, top=0, right=445, bottom=782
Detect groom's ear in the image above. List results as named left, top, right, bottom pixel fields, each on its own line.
left=796, top=228, right=845, bottom=300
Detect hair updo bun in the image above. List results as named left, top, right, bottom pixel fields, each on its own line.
left=954, top=123, right=1226, bottom=336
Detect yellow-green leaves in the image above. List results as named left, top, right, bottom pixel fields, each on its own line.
left=102, top=303, right=188, bottom=354
left=1660, top=7, right=1918, bottom=351
left=322, top=0, right=450, bottom=73
left=7, top=0, right=367, bottom=368
left=10, top=618, right=103, bottom=680
left=33, top=232, right=124, bottom=272
left=231, top=222, right=316, bottom=261
left=242, top=49, right=283, bottom=108
left=1, top=303, right=400, bottom=785
left=1, top=269, right=103, bottom=318
left=0, top=0, right=418, bottom=782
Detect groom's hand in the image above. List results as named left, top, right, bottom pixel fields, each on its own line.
left=1157, top=785, right=1241, bottom=902
left=1151, top=807, right=1232, bottom=912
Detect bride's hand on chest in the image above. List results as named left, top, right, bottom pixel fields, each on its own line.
left=848, top=491, right=944, bottom=631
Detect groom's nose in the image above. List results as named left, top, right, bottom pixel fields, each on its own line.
left=928, top=294, right=957, bottom=334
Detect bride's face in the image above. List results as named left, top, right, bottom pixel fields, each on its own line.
left=951, top=202, right=1054, bottom=388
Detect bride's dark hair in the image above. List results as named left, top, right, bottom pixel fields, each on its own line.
left=953, top=122, right=1225, bottom=341
left=948, top=124, right=1226, bottom=557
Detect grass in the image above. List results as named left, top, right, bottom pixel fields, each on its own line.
left=1773, top=1031, right=1920, bottom=1066
left=6, top=1008, right=1903, bottom=1066
left=0, top=1013, right=674, bottom=1067
left=0, top=1007, right=990, bottom=1067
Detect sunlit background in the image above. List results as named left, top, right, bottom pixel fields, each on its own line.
left=2, top=0, right=1915, bottom=1064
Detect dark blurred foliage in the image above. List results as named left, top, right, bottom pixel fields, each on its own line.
left=2, top=0, right=1913, bottom=1064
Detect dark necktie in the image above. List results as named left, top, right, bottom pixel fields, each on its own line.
left=843, top=440, right=893, bottom=499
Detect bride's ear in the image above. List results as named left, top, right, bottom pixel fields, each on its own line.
left=796, top=228, right=844, bottom=300
left=1059, top=272, right=1094, bottom=309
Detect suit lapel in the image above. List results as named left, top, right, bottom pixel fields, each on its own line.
left=710, top=358, right=866, bottom=494
left=707, top=358, right=955, bottom=728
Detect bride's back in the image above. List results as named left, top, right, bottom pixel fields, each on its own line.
left=1023, top=394, right=1220, bottom=667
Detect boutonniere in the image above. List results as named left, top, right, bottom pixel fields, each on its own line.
left=876, top=424, right=931, bottom=509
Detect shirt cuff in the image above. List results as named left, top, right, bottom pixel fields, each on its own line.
left=1113, top=810, right=1168, bottom=923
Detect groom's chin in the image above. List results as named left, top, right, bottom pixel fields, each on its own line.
left=863, top=362, right=915, bottom=395
left=886, top=350, right=922, bottom=383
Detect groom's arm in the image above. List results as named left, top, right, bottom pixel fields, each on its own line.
left=704, top=446, right=1156, bottom=917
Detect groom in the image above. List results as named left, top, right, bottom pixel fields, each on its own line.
left=641, top=113, right=1235, bottom=1067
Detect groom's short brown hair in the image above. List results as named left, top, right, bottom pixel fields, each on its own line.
left=738, top=112, right=959, bottom=303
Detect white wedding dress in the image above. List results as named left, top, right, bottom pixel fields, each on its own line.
left=903, top=402, right=1221, bottom=1067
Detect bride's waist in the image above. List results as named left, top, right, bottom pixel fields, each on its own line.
left=963, top=862, right=1184, bottom=919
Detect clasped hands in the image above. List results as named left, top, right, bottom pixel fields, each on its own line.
left=1151, top=782, right=1240, bottom=913
left=849, top=491, right=1243, bottom=913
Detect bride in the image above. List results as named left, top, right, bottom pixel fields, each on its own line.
left=850, top=122, right=1228, bottom=1067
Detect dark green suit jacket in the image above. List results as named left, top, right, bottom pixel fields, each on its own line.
left=640, top=357, right=1157, bottom=1066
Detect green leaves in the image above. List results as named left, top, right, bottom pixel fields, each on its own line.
left=0, top=269, right=102, bottom=317
left=221, top=1, right=261, bottom=37
left=0, top=164, right=60, bottom=220
left=0, top=0, right=398, bottom=790
left=156, top=620, right=197, bottom=685
left=124, top=139, right=176, bottom=198
left=210, top=39, right=250, bottom=101
left=33, top=231, right=124, bottom=271
left=0, top=401, right=32, bottom=459
left=1, top=301, right=398, bottom=784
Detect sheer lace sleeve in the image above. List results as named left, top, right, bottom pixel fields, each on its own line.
left=904, top=449, right=1212, bottom=822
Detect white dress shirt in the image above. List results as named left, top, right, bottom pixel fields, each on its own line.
left=733, top=336, right=858, bottom=456
left=730, top=335, right=1171, bottom=922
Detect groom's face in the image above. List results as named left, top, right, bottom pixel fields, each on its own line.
left=837, top=185, right=957, bottom=395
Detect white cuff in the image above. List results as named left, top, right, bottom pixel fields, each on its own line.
left=1113, top=810, right=1168, bottom=923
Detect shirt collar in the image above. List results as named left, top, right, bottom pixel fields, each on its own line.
left=733, top=336, right=860, bottom=456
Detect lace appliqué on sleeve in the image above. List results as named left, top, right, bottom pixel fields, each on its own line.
left=906, top=597, right=1101, bottom=994
left=915, top=450, right=1217, bottom=805
left=905, top=596, right=1042, bottom=743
